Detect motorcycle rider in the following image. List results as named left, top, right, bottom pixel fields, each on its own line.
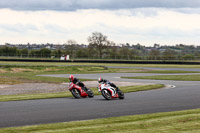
left=98, top=77, right=120, bottom=92
left=69, top=75, right=88, bottom=91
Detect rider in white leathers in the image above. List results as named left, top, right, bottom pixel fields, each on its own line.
left=98, top=77, right=120, bottom=92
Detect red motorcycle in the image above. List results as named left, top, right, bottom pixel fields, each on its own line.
left=69, top=82, right=94, bottom=98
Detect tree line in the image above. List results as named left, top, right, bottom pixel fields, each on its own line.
left=0, top=32, right=200, bottom=60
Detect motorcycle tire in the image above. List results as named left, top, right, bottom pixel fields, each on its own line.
left=101, top=89, right=112, bottom=100
left=87, top=88, right=94, bottom=98
left=118, top=91, right=125, bottom=99
left=71, top=89, right=81, bottom=98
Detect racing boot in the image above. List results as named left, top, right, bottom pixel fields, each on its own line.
left=116, top=87, right=120, bottom=92
left=82, top=86, right=88, bottom=92
left=84, top=85, right=89, bottom=91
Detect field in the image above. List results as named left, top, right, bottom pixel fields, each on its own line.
left=0, top=61, right=166, bottom=101
left=1, top=61, right=199, bottom=84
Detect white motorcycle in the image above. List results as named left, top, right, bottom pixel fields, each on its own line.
left=98, top=83, right=124, bottom=100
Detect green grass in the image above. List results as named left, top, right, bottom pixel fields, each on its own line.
left=0, top=92, right=69, bottom=102
left=0, top=65, right=113, bottom=83
left=122, top=75, right=200, bottom=81
left=1, top=63, right=199, bottom=84
left=1, top=108, right=200, bottom=133
left=0, top=72, right=94, bottom=84
left=2, top=63, right=198, bottom=84
left=140, top=70, right=200, bottom=73
left=0, top=84, right=164, bottom=102
left=1, top=61, right=200, bottom=68
left=120, top=84, right=164, bottom=92
left=0, top=78, right=21, bottom=85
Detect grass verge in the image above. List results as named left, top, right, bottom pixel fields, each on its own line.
left=0, top=84, right=164, bottom=102
left=1, top=61, right=200, bottom=68
left=0, top=108, right=200, bottom=133
left=140, top=70, right=200, bottom=73
left=0, top=65, right=114, bottom=84
left=0, top=78, right=21, bottom=85
left=122, top=75, right=200, bottom=81
left=1, top=64, right=198, bottom=84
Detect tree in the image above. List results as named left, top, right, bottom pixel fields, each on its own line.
left=39, top=48, right=51, bottom=57
left=88, top=44, right=98, bottom=58
left=88, top=32, right=110, bottom=59
left=109, top=41, right=118, bottom=58
left=76, top=48, right=88, bottom=58
left=119, top=46, right=130, bottom=59
left=0, top=46, right=17, bottom=56
left=183, top=54, right=194, bottom=60
left=162, top=49, right=177, bottom=60
left=51, top=49, right=62, bottom=58
left=67, top=40, right=77, bottom=56
left=20, top=48, right=28, bottom=55
left=149, top=49, right=160, bottom=60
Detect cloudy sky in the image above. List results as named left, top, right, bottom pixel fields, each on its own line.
left=0, top=0, right=200, bottom=46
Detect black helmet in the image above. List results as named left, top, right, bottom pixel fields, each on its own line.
left=98, top=77, right=103, bottom=83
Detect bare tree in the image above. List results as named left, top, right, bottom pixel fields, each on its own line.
left=88, top=32, right=110, bottom=59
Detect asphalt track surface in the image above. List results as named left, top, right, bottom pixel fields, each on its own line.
left=1, top=67, right=200, bottom=128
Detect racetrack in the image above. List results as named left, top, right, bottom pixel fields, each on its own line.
left=1, top=67, right=200, bottom=128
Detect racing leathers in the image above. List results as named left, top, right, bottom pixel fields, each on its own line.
left=71, top=78, right=88, bottom=91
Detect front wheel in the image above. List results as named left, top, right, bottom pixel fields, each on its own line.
left=71, top=89, right=81, bottom=98
left=101, top=89, right=112, bottom=100
left=87, top=88, right=94, bottom=98
left=118, top=91, right=125, bottom=99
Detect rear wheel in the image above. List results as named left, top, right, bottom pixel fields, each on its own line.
left=118, top=91, right=125, bottom=99
left=87, top=88, right=94, bottom=98
left=71, top=89, right=81, bottom=98
left=101, top=89, right=112, bottom=100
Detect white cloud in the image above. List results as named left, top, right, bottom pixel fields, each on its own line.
left=0, top=8, right=199, bottom=45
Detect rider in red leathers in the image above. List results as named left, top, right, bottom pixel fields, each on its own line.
left=69, top=75, right=88, bottom=91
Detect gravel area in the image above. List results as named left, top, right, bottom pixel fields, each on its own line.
left=0, top=81, right=153, bottom=95
left=0, top=83, right=67, bottom=95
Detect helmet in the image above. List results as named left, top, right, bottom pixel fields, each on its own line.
left=69, top=75, right=74, bottom=82
left=98, top=77, right=103, bottom=83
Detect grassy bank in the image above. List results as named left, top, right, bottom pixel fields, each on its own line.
left=0, top=84, right=164, bottom=102
left=136, top=70, right=199, bottom=73
left=1, top=63, right=198, bottom=84
left=1, top=61, right=200, bottom=68
left=1, top=108, right=200, bottom=133
left=0, top=78, right=21, bottom=85
left=0, top=65, right=113, bottom=83
left=122, top=74, right=200, bottom=81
